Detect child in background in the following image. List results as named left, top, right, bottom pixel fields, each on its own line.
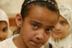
left=0, top=9, right=13, bottom=41
left=48, top=4, right=72, bottom=48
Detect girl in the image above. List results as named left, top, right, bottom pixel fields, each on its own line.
left=0, top=0, right=59, bottom=48
left=48, top=4, right=72, bottom=48
left=0, top=9, right=12, bottom=41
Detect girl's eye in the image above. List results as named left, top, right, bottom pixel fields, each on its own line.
left=60, top=21, right=66, bottom=25
left=46, top=28, right=52, bottom=33
left=31, top=22, right=39, bottom=29
left=2, top=27, right=7, bottom=32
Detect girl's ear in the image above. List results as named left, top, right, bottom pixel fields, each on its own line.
left=15, top=14, right=22, bottom=27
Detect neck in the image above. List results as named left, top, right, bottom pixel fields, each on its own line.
left=13, top=36, right=28, bottom=48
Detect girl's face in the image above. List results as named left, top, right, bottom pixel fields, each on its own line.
left=52, top=16, right=69, bottom=39
left=16, top=5, right=59, bottom=48
left=0, top=21, right=8, bottom=41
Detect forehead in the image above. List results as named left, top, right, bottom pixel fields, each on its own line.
left=59, top=16, right=65, bottom=20
left=24, top=5, right=59, bottom=25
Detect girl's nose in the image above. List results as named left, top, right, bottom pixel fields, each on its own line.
left=35, top=29, right=45, bottom=42
left=53, top=23, right=61, bottom=31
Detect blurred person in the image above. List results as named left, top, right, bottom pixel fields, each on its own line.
left=0, top=9, right=13, bottom=41
left=46, top=4, right=72, bottom=48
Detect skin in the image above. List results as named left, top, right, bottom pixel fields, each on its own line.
left=14, top=5, right=59, bottom=48
left=0, top=21, right=8, bottom=41
left=52, top=16, right=69, bottom=39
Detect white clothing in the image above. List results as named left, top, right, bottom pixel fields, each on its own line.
left=49, top=34, right=72, bottom=48
left=0, top=35, right=18, bottom=48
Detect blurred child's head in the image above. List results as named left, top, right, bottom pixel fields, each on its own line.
left=52, top=16, right=69, bottom=39
left=0, top=21, right=8, bottom=41
left=0, top=9, right=12, bottom=41
left=52, top=4, right=72, bottom=39
left=16, top=0, right=59, bottom=48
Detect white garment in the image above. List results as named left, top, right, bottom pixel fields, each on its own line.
left=58, top=4, right=72, bottom=33
left=0, top=35, right=19, bottom=48
left=49, top=34, right=72, bottom=48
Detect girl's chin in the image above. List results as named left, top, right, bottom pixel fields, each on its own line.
left=53, top=35, right=62, bottom=39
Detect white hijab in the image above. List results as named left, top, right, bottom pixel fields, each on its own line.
left=0, top=9, right=13, bottom=38
left=48, top=4, right=72, bottom=48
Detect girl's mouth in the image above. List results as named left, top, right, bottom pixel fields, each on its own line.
left=54, top=32, right=62, bottom=35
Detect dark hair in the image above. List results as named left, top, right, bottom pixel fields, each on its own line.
left=21, top=0, right=59, bottom=20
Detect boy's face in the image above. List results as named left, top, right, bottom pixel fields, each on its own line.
left=52, top=16, right=69, bottom=39
left=16, top=6, right=59, bottom=48
left=0, top=21, right=8, bottom=41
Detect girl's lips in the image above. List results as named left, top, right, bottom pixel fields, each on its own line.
left=30, top=39, right=43, bottom=47
left=54, top=32, right=62, bottom=35
left=31, top=40, right=41, bottom=44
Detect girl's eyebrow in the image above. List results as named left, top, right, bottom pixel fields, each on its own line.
left=60, top=17, right=68, bottom=24
left=30, top=20, right=42, bottom=25
left=46, top=26, right=54, bottom=28
left=30, top=19, right=55, bottom=27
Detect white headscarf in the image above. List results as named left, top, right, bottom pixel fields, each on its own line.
left=0, top=9, right=13, bottom=38
left=58, top=4, right=72, bottom=34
